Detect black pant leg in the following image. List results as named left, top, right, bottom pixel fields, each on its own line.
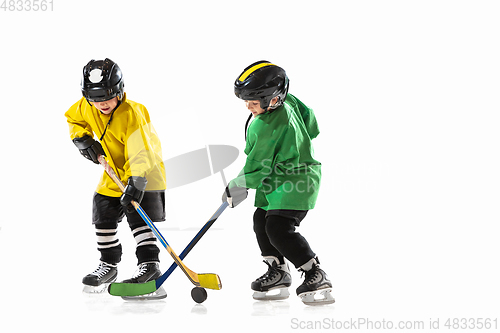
left=253, top=208, right=284, bottom=262
left=265, top=214, right=316, bottom=268
left=125, top=192, right=164, bottom=264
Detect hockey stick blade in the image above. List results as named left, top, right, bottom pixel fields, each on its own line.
left=109, top=273, right=220, bottom=296
left=98, top=155, right=223, bottom=292
left=109, top=280, right=156, bottom=296
left=109, top=202, right=228, bottom=296
left=134, top=203, right=221, bottom=289
left=198, top=273, right=222, bottom=290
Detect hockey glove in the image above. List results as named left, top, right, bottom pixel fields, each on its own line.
left=73, top=135, right=105, bottom=164
left=222, top=186, right=248, bottom=208
left=120, top=176, right=148, bottom=210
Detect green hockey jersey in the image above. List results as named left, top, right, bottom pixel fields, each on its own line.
left=229, top=94, right=321, bottom=210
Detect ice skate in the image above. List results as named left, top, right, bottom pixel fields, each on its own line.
left=296, top=258, right=335, bottom=306
left=82, top=262, right=117, bottom=293
left=120, top=262, right=167, bottom=301
left=252, top=256, right=292, bottom=301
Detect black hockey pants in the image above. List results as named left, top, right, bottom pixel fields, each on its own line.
left=91, top=191, right=165, bottom=265
left=253, top=208, right=316, bottom=268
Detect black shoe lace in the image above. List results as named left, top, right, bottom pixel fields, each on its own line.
left=91, top=263, right=111, bottom=278
left=257, top=260, right=279, bottom=283
left=132, top=263, right=149, bottom=279
left=300, top=265, right=321, bottom=285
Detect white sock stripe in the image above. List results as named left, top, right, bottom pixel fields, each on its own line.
left=134, top=231, right=156, bottom=244
left=137, top=237, right=156, bottom=245
left=97, top=235, right=119, bottom=243
left=131, top=225, right=150, bottom=234
left=97, top=242, right=121, bottom=249
left=95, top=228, right=119, bottom=248
left=136, top=240, right=157, bottom=247
left=95, top=229, right=118, bottom=234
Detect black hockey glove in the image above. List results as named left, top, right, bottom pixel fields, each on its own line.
left=222, top=186, right=248, bottom=208
left=73, top=135, right=105, bottom=164
left=120, top=176, right=148, bottom=209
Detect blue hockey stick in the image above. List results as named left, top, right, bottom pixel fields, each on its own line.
left=108, top=201, right=229, bottom=296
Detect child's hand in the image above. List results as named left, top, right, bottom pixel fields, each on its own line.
left=120, top=176, right=148, bottom=208
left=72, top=135, right=105, bottom=164
left=222, top=186, right=248, bottom=208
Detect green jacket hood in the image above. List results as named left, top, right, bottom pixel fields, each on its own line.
left=282, top=94, right=320, bottom=139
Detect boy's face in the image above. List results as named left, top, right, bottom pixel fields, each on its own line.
left=245, top=97, right=279, bottom=117
left=245, top=100, right=266, bottom=117
left=92, top=97, right=118, bottom=115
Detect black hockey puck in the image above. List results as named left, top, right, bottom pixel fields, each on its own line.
left=191, top=287, right=208, bottom=303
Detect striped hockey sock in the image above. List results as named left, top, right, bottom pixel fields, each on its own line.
left=96, top=228, right=122, bottom=265
left=131, top=225, right=157, bottom=247
left=130, top=225, right=160, bottom=264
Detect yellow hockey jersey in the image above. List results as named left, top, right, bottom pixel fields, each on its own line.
left=65, top=94, right=166, bottom=197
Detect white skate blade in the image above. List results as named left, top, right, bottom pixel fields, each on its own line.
left=82, top=283, right=111, bottom=294
left=299, top=288, right=335, bottom=306
left=253, top=288, right=290, bottom=301
left=121, top=286, right=167, bottom=301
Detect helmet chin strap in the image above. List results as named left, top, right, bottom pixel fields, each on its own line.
left=244, top=113, right=253, bottom=141
left=98, top=99, right=122, bottom=141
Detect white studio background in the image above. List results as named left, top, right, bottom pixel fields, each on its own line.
left=0, top=1, right=499, bottom=332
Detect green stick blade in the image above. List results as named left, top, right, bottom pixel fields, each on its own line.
left=108, top=280, right=157, bottom=296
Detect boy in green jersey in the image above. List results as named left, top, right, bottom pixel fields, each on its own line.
left=222, top=61, right=334, bottom=306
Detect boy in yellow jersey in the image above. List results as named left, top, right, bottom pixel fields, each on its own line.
left=65, top=59, right=166, bottom=298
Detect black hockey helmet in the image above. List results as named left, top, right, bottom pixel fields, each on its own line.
left=234, top=61, right=289, bottom=111
left=81, top=58, right=124, bottom=103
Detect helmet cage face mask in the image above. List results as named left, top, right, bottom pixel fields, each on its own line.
left=81, top=58, right=124, bottom=103
left=234, top=61, right=289, bottom=111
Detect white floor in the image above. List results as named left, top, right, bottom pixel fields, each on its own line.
left=1, top=200, right=498, bottom=333
left=0, top=219, right=340, bottom=332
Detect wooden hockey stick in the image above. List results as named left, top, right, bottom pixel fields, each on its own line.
left=98, top=155, right=222, bottom=290
left=109, top=202, right=228, bottom=297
